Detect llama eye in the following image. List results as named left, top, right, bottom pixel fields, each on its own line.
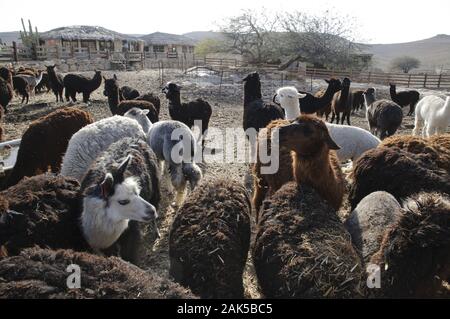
left=118, top=200, right=130, bottom=206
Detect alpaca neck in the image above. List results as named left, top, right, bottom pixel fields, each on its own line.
left=283, top=103, right=301, bottom=120
left=108, top=88, right=121, bottom=113
left=168, top=92, right=182, bottom=117
left=320, top=84, right=339, bottom=106
left=81, top=197, right=129, bottom=250
left=36, top=72, right=43, bottom=84
left=244, top=83, right=262, bottom=107
left=390, top=86, right=396, bottom=98
left=339, top=85, right=350, bottom=106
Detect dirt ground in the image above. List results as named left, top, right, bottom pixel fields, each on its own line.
left=2, top=69, right=449, bottom=298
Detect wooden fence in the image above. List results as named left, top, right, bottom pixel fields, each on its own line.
left=306, top=67, right=450, bottom=89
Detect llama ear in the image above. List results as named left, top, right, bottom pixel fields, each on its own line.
left=142, top=109, right=150, bottom=115
left=272, top=94, right=280, bottom=105
left=325, top=79, right=330, bottom=84
left=298, top=93, right=307, bottom=99
left=116, top=155, right=132, bottom=180
left=100, top=173, right=114, bottom=199
left=325, top=132, right=340, bottom=150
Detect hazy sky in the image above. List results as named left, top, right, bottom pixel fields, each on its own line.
left=1, top=0, right=449, bottom=44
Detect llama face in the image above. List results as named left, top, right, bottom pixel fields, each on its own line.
left=342, top=78, right=351, bottom=88
left=279, top=116, right=340, bottom=154
left=326, top=78, right=343, bottom=92
left=103, top=78, right=118, bottom=97
left=105, top=176, right=157, bottom=223
left=162, top=82, right=181, bottom=98
left=276, top=87, right=306, bottom=107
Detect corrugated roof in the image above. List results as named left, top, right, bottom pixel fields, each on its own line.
left=40, top=25, right=140, bottom=42
left=141, top=32, right=195, bottom=46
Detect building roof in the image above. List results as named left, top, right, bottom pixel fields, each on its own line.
left=140, top=32, right=195, bottom=46
left=40, top=25, right=140, bottom=42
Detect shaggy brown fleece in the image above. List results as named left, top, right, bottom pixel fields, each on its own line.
left=169, top=178, right=251, bottom=298
left=253, top=182, right=364, bottom=298
left=0, top=248, right=196, bottom=299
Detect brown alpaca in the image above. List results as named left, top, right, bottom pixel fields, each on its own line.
left=253, top=115, right=345, bottom=219
left=280, top=115, right=345, bottom=210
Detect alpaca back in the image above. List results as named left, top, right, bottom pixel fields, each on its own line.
left=415, top=95, right=445, bottom=122
left=61, top=116, right=145, bottom=181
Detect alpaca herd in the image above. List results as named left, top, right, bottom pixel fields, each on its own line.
left=0, top=66, right=449, bottom=300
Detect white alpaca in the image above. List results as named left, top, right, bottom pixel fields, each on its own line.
left=276, top=86, right=380, bottom=162
left=413, top=95, right=450, bottom=137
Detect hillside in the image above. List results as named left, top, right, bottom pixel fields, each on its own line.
left=183, top=31, right=226, bottom=43
left=362, top=34, right=450, bottom=71
left=0, top=31, right=21, bottom=45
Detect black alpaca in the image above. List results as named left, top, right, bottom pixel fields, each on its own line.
left=162, top=82, right=212, bottom=139
left=64, top=70, right=102, bottom=103
left=46, top=65, right=64, bottom=102
left=297, top=78, right=342, bottom=114
left=242, top=72, right=284, bottom=132
left=389, top=83, right=420, bottom=116
left=12, top=76, right=29, bottom=104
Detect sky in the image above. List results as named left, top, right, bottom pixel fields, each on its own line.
left=1, top=0, right=449, bottom=44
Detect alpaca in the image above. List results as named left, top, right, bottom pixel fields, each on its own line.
left=125, top=108, right=202, bottom=206
left=61, top=116, right=146, bottom=182
left=413, top=95, right=450, bottom=137
left=389, top=83, right=420, bottom=116
left=63, top=70, right=102, bottom=103
left=12, top=76, right=30, bottom=104
left=351, top=90, right=365, bottom=113
left=162, top=82, right=212, bottom=143
left=364, top=88, right=403, bottom=139
left=46, top=65, right=64, bottom=102
left=169, top=178, right=251, bottom=298
left=35, top=71, right=51, bottom=94
left=4, top=108, right=94, bottom=188
left=103, top=75, right=159, bottom=123
left=330, top=77, right=352, bottom=125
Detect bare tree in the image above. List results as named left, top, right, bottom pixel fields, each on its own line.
left=279, top=10, right=360, bottom=68
left=220, top=9, right=280, bottom=64
left=390, top=56, right=421, bottom=73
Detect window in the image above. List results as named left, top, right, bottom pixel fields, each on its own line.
left=153, top=45, right=165, bottom=53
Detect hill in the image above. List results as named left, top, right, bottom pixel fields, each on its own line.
left=0, top=31, right=21, bottom=45
left=361, top=34, right=450, bottom=71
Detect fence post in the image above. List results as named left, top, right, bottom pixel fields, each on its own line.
left=12, top=41, right=18, bottom=62
left=368, top=72, right=371, bottom=83
left=407, top=74, right=411, bottom=88
left=438, top=73, right=442, bottom=89
left=423, top=73, right=428, bottom=88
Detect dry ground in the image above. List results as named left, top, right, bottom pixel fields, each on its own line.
left=2, top=69, right=449, bottom=298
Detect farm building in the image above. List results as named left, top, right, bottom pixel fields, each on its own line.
left=39, top=25, right=144, bottom=53
left=141, top=32, right=195, bottom=58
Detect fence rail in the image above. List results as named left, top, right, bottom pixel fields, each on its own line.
left=306, top=67, right=450, bottom=89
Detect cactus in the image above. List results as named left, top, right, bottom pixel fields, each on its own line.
left=19, top=18, right=40, bottom=48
